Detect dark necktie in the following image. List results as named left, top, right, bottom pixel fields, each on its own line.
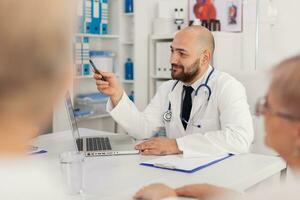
left=181, top=86, right=194, bottom=130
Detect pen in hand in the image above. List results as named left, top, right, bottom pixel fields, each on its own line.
left=89, top=59, right=106, bottom=81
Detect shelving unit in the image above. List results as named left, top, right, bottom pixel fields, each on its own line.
left=74, top=0, right=138, bottom=133
left=117, top=1, right=135, bottom=92
left=114, top=0, right=135, bottom=133
left=70, top=0, right=122, bottom=132
left=148, top=34, right=173, bottom=100
left=53, top=0, right=137, bottom=133
left=124, top=13, right=134, bottom=16
left=121, top=79, right=134, bottom=84
left=150, top=34, right=174, bottom=40
left=75, top=75, right=94, bottom=79
left=75, top=33, right=119, bottom=39
left=121, top=41, right=134, bottom=45
left=53, top=0, right=160, bottom=133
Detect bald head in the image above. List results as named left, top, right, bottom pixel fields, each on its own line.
left=175, top=26, right=215, bottom=55
left=270, top=55, right=300, bottom=117
left=170, top=26, right=215, bottom=84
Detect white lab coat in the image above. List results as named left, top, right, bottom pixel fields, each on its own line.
left=107, top=66, right=254, bottom=157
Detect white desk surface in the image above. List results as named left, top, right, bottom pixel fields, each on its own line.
left=32, top=128, right=286, bottom=200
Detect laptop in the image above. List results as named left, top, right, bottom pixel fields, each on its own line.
left=65, top=92, right=139, bottom=157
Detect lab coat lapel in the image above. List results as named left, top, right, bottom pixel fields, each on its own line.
left=189, top=91, right=206, bottom=121
left=168, top=82, right=185, bottom=134
left=189, top=66, right=214, bottom=120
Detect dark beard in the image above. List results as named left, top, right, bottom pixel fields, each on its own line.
left=171, top=58, right=200, bottom=83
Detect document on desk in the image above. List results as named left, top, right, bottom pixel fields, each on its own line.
left=28, top=146, right=47, bottom=155
left=140, top=154, right=234, bottom=173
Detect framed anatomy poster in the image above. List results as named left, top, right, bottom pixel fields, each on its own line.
left=189, top=0, right=243, bottom=32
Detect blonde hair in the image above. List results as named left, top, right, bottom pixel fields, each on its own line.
left=271, top=55, right=300, bottom=117
left=0, top=0, right=74, bottom=118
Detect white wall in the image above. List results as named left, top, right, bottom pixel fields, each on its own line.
left=134, top=0, right=160, bottom=110
left=236, top=0, right=300, bottom=154
left=244, top=0, right=300, bottom=70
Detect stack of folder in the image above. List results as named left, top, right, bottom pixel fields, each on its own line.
left=82, top=37, right=90, bottom=75
left=77, top=0, right=109, bottom=35
left=75, top=37, right=83, bottom=75
left=74, top=37, right=91, bottom=76
left=76, top=0, right=84, bottom=33
left=100, top=0, right=109, bottom=34
left=85, top=0, right=92, bottom=34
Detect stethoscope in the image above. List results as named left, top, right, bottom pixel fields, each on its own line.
left=163, top=67, right=215, bottom=128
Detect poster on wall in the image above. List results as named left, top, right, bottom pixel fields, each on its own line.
left=189, top=0, right=243, bottom=32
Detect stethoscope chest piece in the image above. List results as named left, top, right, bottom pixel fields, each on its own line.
left=163, top=110, right=172, bottom=122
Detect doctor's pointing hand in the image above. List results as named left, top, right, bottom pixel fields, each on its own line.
left=94, top=69, right=182, bottom=155
left=94, top=26, right=254, bottom=157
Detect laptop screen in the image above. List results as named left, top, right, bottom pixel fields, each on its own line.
left=65, top=92, right=81, bottom=141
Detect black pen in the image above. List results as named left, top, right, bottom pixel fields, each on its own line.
left=89, top=59, right=106, bottom=81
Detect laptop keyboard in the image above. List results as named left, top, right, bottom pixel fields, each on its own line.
left=76, top=138, right=84, bottom=151
left=86, top=137, right=112, bottom=151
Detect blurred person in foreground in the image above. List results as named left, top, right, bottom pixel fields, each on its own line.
left=0, top=0, right=74, bottom=199
left=133, top=55, right=300, bottom=200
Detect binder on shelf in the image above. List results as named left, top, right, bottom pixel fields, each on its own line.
left=100, top=0, right=109, bottom=34
left=82, top=37, right=90, bottom=75
left=75, top=37, right=82, bottom=64
left=91, top=0, right=100, bottom=34
left=85, top=0, right=93, bottom=33
left=156, top=41, right=172, bottom=77
left=140, top=154, right=234, bottom=173
left=75, top=37, right=83, bottom=76
left=76, top=0, right=84, bottom=33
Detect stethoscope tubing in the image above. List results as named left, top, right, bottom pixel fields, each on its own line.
left=163, top=67, right=215, bottom=125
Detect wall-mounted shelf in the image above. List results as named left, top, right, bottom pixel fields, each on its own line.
left=150, top=34, right=174, bottom=40
left=75, top=75, right=94, bottom=79
left=122, top=41, right=134, bottom=45
left=121, top=79, right=134, bottom=84
left=124, top=12, right=134, bottom=16
left=75, top=33, right=119, bottom=39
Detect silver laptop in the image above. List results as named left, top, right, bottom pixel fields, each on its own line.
left=65, top=92, right=139, bottom=157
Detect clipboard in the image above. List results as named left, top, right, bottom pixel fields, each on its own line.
left=28, top=146, right=47, bottom=155
left=140, top=154, right=234, bottom=173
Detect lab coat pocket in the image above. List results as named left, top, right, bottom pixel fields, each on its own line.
left=193, top=118, right=219, bottom=133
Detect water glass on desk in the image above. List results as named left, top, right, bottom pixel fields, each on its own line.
left=59, top=151, right=85, bottom=195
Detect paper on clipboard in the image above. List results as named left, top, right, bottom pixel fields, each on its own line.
left=140, top=154, right=233, bottom=173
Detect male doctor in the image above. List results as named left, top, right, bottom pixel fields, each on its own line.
left=94, top=26, right=254, bottom=157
